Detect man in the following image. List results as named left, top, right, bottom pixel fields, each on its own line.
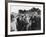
left=11, top=14, right=17, bottom=31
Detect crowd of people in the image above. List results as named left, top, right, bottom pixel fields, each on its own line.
left=16, top=13, right=41, bottom=31
left=11, top=8, right=41, bottom=31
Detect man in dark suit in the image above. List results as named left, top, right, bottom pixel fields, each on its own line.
left=30, top=16, right=41, bottom=30
left=16, top=16, right=28, bottom=31
left=28, top=16, right=38, bottom=30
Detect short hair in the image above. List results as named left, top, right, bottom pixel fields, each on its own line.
left=31, top=7, right=41, bottom=15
